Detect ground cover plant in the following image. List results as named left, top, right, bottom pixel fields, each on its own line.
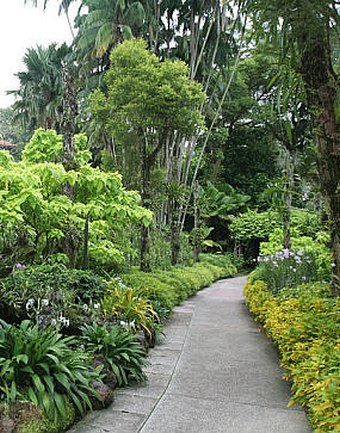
left=244, top=257, right=339, bottom=431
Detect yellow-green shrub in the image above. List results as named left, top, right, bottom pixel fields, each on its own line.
left=244, top=278, right=340, bottom=432
left=119, top=254, right=237, bottom=323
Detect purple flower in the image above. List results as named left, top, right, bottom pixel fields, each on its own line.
left=15, top=263, right=26, bottom=269
left=282, top=249, right=290, bottom=259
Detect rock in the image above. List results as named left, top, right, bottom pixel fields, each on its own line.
left=0, top=402, right=44, bottom=433
left=0, top=416, right=14, bottom=433
left=92, top=354, right=118, bottom=391
left=90, top=380, right=114, bottom=409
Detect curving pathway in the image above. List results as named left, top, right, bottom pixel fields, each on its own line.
left=69, top=276, right=312, bottom=433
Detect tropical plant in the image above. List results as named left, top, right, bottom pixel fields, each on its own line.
left=76, top=0, right=145, bottom=58
left=100, top=285, right=159, bottom=336
left=243, top=0, right=340, bottom=294
left=0, top=263, right=105, bottom=326
left=0, top=320, right=101, bottom=421
left=22, top=128, right=91, bottom=165
left=89, top=38, right=206, bottom=269
left=9, top=44, right=71, bottom=133
left=81, top=322, right=149, bottom=386
left=244, top=279, right=340, bottom=431
left=0, top=142, right=152, bottom=271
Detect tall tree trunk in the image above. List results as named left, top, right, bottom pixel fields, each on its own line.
left=61, top=65, right=78, bottom=268
left=140, top=155, right=152, bottom=272
left=298, top=29, right=340, bottom=295
left=192, top=183, right=201, bottom=262
left=61, top=66, right=77, bottom=173
left=140, top=138, right=165, bottom=271
left=283, top=152, right=295, bottom=250
left=170, top=212, right=180, bottom=266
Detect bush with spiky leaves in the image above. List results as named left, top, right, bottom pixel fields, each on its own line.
left=0, top=320, right=101, bottom=422
left=81, top=323, right=149, bottom=387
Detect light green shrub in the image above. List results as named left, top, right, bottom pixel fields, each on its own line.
left=244, top=278, right=340, bottom=432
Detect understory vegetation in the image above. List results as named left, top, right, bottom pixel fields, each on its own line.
left=244, top=265, right=339, bottom=432
left=0, top=254, right=236, bottom=432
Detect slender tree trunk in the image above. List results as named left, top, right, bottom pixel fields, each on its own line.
left=283, top=152, right=295, bottom=250
left=61, top=65, right=78, bottom=268
left=140, top=141, right=163, bottom=271
left=170, top=210, right=181, bottom=265
left=82, top=213, right=90, bottom=270
left=297, top=29, right=340, bottom=295
left=61, top=66, right=77, bottom=173
left=192, top=183, right=201, bottom=262
left=140, top=155, right=152, bottom=272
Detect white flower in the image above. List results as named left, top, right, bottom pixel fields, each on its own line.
left=93, top=303, right=100, bottom=309
left=50, top=319, right=57, bottom=327
left=59, top=315, right=70, bottom=327
left=331, top=262, right=336, bottom=268
left=82, top=304, right=88, bottom=311
left=41, top=299, right=49, bottom=307
left=26, top=299, right=35, bottom=310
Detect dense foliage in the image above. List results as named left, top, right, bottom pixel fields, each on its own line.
left=0, top=252, right=237, bottom=431
left=0, top=0, right=338, bottom=430
left=0, top=133, right=152, bottom=274
left=244, top=279, right=339, bottom=432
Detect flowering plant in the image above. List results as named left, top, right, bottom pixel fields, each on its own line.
left=256, top=248, right=321, bottom=293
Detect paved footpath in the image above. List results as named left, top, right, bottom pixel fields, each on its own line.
left=69, top=276, right=312, bottom=433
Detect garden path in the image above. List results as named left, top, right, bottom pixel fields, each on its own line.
left=68, top=276, right=312, bottom=433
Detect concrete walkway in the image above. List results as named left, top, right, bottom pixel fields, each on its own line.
left=69, top=276, right=312, bottom=433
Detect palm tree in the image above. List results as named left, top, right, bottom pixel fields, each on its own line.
left=76, top=0, right=145, bottom=59
left=10, top=43, right=71, bottom=132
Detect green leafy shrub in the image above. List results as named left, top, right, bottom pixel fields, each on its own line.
left=119, top=254, right=237, bottom=322
left=81, top=323, right=149, bottom=387
left=0, top=264, right=105, bottom=329
left=244, top=279, right=340, bottom=432
left=0, top=320, right=101, bottom=423
left=229, top=209, right=324, bottom=266
left=0, top=148, right=152, bottom=272
left=119, top=272, right=178, bottom=321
